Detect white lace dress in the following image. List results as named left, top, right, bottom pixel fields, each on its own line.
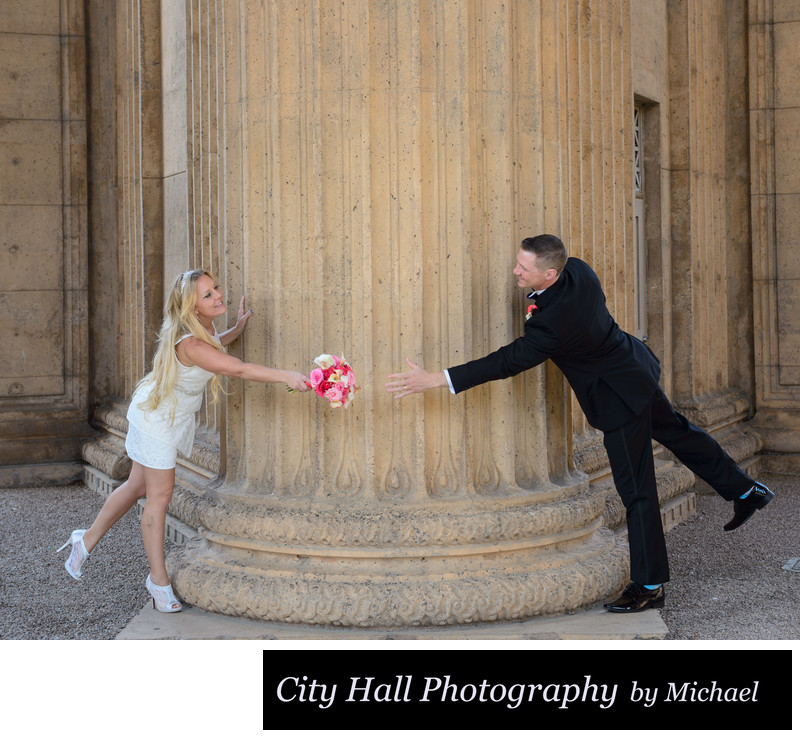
left=125, top=334, right=219, bottom=470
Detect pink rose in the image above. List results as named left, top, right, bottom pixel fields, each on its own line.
left=310, top=368, right=324, bottom=386
left=325, top=386, right=344, bottom=402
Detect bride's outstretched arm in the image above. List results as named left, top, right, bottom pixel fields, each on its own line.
left=181, top=335, right=310, bottom=392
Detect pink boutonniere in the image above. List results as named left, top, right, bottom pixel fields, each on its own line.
left=526, top=304, right=538, bottom=321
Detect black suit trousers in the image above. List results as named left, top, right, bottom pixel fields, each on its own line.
left=602, top=386, right=754, bottom=584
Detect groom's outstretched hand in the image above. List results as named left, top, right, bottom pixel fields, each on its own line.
left=386, top=358, right=448, bottom=398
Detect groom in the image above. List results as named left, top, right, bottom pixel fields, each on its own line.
left=386, top=234, right=774, bottom=613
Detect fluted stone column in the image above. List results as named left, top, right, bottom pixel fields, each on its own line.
left=748, top=0, right=800, bottom=470
left=165, top=0, right=628, bottom=627
left=666, top=0, right=755, bottom=428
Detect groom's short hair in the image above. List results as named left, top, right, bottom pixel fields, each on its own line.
left=521, top=234, right=567, bottom=274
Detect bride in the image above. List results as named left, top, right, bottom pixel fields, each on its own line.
left=58, top=269, right=310, bottom=612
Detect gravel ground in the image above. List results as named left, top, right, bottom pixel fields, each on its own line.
left=660, top=473, right=799, bottom=639
left=0, top=483, right=174, bottom=639
left=1, top=474, right=797, bottom=640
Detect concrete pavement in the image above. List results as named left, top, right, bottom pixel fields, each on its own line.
left=116, top=599, right=667, bottom=640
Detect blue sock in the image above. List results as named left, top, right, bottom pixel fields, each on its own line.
left=643, top=584, right=661, bottom=590
left=739, top=486, right=753, bottom=499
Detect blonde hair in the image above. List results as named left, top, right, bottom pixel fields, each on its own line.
left=137, top=269, right=224, bottom=420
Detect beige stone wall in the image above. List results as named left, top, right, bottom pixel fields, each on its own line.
left=163, top=0, right=223, bottom=439
left=116, top=0, right=164, bottom=393
left=668, top=0, right=737, bottom=411
left=749, top=0, right=800, bottom=470
left=631, top=0, right=672, bottom=379
left=630, top=0, right=755, bottom=423
left=86, top=0, right=120, bottom=403
left=0, top=0, right=90, bottom=485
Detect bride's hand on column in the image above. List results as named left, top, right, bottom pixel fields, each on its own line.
left=235, top=296, right=254, bottom=330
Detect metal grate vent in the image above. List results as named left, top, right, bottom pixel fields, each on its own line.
left=634, top=105, right=643, bottom=195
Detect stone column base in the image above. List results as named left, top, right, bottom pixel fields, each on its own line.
left=167, top=486, right=628, bottom=628
left=749, top=409, right=800, bottom=474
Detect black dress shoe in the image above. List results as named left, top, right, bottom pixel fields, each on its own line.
left=604, top=582, right=665, bottom=613
left=723, top=482, right=774, bottom=531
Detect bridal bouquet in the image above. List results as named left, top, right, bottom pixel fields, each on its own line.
left=309, top=353, right=360, bottom=408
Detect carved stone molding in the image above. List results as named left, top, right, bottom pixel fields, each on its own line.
left=170, top=480, right=601, bottom=548
left=672, top=389, right=751, bottom=430
left=169, top=517, right=627, bottom=627
left=164, top=474, right=631, bottom=626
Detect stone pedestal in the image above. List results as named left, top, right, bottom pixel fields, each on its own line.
left=170, top=484, right=626, bottom=627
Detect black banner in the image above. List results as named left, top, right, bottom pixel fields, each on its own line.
left=262, top=648, right=792, bottom=731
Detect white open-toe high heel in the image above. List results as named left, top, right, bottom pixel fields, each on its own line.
left=146, top=574, right=182, bottom=613
left=57, top=529, right=89, bottom=581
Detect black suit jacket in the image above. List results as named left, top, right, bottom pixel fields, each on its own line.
left=447, top=257, right=661, bottom=431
